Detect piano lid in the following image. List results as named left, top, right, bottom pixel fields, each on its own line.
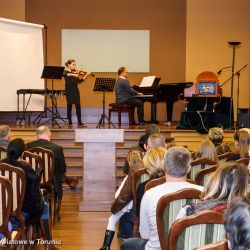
left=133, top=77, right=161, bottom=91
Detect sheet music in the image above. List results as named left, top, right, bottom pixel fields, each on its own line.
left=139, top=76, right=156, bottom=87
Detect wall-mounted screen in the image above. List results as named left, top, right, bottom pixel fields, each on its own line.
left=61, top=29, right=150, bottom=73
left=0, top=18, right=44, bottom=111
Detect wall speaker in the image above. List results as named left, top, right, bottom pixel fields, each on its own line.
left=237, top=108, right=250, bottom=128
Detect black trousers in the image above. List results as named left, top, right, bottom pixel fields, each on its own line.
left=67, top=103, right=82, bottom=124
left=121, top=98, right=144, bottom=123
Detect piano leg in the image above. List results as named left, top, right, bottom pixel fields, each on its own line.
left=165, top=102, right=173, bottom=126
left=151, top=101, right=159, bottom=124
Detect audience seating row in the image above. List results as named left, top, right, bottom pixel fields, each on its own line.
left=130, top=155, right=248, bottom=250
left=0, top=164, right=26, bottom=246
left=0, top=145, right=59, bottom=244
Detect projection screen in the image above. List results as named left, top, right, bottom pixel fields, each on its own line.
left=61, top=29, right=150, bottom=73
left=0, top=18, right=44, bottom=111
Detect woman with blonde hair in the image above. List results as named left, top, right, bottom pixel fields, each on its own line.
left=227, top=130, right=250, bottom=161
left=177, top=161, right=250, bottom=218
left=234, top=130, right=250, bottom=158
left=195, top=140, right=218, bottom=162
left=208, top=127, right=232, bottom=155
left=99, top=150, right=144, bottom=250
left=136, top=146, right=166, bottom=216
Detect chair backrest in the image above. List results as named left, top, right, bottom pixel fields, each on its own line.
left=189, top=158, right=217, bottom=181
left=0, top=163, right=26, bottom=231
left=193, top=239, right=229, bottom=250
left=236, top=158, right=250, bottom=166
left=132, top=168, right=149, bottom=207
left=194, top=165, right=217, bottom=186
left=190, top=151, right=196, bottom=160
left=145, top=177, right=195, bottom=191
left=0, top=146, right=7, bottom=160
left=22, top=151, right=45, bottom=184
left=217, top=152, right=237, bottom=163
left=156, top=188, right=203, bottom=250
left=145, top=176, right=165, bottom=191
left=0, top=176, right=13, bottom=240
left=25, top=147, right=55, bottom=192
left=168, top=210, right=225, bottom=250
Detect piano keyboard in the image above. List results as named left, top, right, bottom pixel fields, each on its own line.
left=137, top=94, right=154, bottom=98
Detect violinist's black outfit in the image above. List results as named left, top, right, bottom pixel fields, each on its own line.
left=63, top=70, right=84, bottom=125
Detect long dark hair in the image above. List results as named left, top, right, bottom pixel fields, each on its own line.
left=6, top=138, right=25, bottom=167
left=225, top=195, right=250, bottom=250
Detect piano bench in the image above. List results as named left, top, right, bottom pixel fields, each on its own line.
left=108, top=103, right=134, bottom=126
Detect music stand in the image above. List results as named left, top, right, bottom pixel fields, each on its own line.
left=37, top=66, right=65, bottom=127
left=94, top=78, right=116, bottom=128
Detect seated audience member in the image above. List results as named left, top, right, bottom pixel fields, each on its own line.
left=124, top=133, right=167, bottom=217
left=144, top=124, right=161, bottom=136
left=26, top=126, right=78, bottom=218
left=136, top=147, right=166, bottom=217
left=247, top=155, right=250, bottom=174
left=99, top=150, right=144, bottom=250
left=224, top=195, right=250, bottom=250
left=3, top=138, right=58, bottom=250
left=123, top=124, right=160, bottom=174
left=227, top=130, right=250, bottom=161
left=0, top=125, right=11, bottom=147
left=195, top=140, right=218, bottom=162
left=120, top=146, right=203, bottom=250
left=177, top=161, right=249, bottom=219
left=119, top=131, right=166, bottom=240
left=240, top=127, right=250, bottom=135
left=208, top=127, right=232, bottom=155
left=145, top=133, right=167, bottom=150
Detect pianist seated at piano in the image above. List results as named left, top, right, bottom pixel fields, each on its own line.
left=115, top=67, right=146, bottom=125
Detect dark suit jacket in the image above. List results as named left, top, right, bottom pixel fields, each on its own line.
left=115, top=77, right=138, bottom=103
left=26, top=139, right=66, bottom=175
left=26, top=139, right=67, bottom=200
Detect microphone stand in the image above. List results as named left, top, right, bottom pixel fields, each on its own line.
left=235, top=64, right=248, bottom=128
left=219, top=64, right=247, bottom=129
left=226, top=41, right=241, bottom=129
left=217, top=66, right=232, bottom=75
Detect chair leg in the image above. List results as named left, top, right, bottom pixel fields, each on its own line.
left=118, top=111, right=121, bottom=126
left=108, top=109, right=111, bottom=122
left=25, top=224, right=34, bottom=250
left=55, top=199, right=61, bottom=222
left=47, top=194, right=55, bottom=226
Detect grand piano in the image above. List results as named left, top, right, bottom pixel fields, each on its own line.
left=133, top=81, right=193, bottom=123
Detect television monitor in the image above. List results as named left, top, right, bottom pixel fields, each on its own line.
left=197, top=81, right=217, bottom=95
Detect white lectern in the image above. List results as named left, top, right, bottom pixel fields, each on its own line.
left=75, top=129, right=124, bottom=211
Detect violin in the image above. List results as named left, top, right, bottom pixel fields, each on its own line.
left=71, top=69, right=95, bottom=77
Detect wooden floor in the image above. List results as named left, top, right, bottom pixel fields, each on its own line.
left=37, top=188, right=121, bottom=250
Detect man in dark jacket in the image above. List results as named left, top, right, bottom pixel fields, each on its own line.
left=26, top=126, right=78, bottom=218
left=115, top=66, right=145, bottom=125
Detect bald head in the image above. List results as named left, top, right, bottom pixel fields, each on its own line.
left=36, top=126, right=51, bottom=140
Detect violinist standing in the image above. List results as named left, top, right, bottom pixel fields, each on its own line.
left=63, top=59, right=92, bottom=128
